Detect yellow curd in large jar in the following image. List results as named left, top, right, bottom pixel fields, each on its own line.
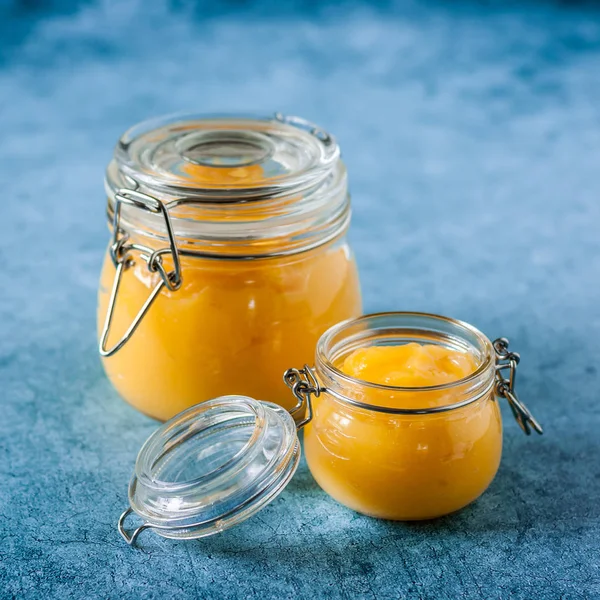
left=99, top=240, right=360, bottom=420
left=98, top=114, right=362, bottom=420
left=304, top=319, right=503, bottom=520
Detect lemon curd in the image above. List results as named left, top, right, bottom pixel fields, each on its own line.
left=303, top=314, right=503, bottom=520
left=341, top=343, right=478, bottom=389
left=98, top=114, right=362, bottom=421
left=99, top=240, right=360, bottom=420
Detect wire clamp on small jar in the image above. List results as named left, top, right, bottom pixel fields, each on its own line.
left=283, top=365, right=321, bottom=428
left=493, top=338, right=543, bottom=436
left=99, top=188, right=182, bottom=357
left=118, top=507, right=154, bottom=546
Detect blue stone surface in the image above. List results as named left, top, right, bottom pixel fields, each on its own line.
left=1, top=1, right=599, bottom=598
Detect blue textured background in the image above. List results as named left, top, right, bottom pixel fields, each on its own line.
left=1, top=1, right=600, bottom=598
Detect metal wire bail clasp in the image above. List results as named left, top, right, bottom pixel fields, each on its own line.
left=283, top=365, right=322, bottom=428
left=118, top=507, right=152, bottom=547
left=99, top=189, right=182, bottom=357
left=493, top=338, right=543, bottom=435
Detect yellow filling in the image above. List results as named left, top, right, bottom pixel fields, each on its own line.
left=304, top=343, right=502, bottom=520
left=181, top=162, right=266, bottom=185
left=342, top=343, right=478, bottom=388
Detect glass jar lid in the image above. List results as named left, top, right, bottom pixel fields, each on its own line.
left=104, top=113, right=350, bottom=258
left=119, top=395, right=300, bottom=543
left=108, top=112, right=340, bottom=201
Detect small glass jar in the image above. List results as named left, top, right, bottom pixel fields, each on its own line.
left=117, top=312, right=541, bottom=545
left=97, top=113, right=362, bottom=421
left=301, top=312, right=527, bottom=520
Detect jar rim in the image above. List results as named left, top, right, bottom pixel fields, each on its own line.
left=315, top=311, right=496, bottom=411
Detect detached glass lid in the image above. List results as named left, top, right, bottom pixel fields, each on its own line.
left=118, top=395, right=300, bottom=545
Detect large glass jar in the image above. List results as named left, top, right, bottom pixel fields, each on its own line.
left=97, top=113, right=362, bottom=421
left=295, top=313, right=542, bottom=520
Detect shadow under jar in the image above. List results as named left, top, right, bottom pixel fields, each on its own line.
left=295, top=313, right=543, bottom=521
left=98, top=113, right=362, bottom=421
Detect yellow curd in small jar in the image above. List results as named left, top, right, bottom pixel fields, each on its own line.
left=303, top=313, right=503, bottom=520
left=341, top=343, right=478, bottom=388
left=98, top=114, right=362, bottom=420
